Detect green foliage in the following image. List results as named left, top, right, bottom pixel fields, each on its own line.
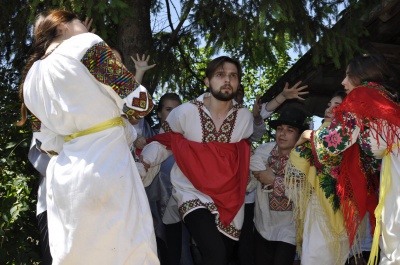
left=0, top=0, right=380, bottom=262
left=0, top=123, right=41, bottom=263
left=0, top=17, right=41, bottom=260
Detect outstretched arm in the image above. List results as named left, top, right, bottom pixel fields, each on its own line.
left=266, top=81, right=309, bottom=111
left=130, top=53, right=156, bottom=83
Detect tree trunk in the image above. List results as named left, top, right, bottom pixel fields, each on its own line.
left=117, top=0, right=157, bottom=94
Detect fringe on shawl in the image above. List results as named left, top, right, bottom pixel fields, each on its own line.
left=285, top=160, right=352, bottom=264
left=333, top=83, right=398, bottom=247
left=284, top=159, right=310, bottom=256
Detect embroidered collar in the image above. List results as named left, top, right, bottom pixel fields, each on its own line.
left=268, top=144, right=290, bottom=176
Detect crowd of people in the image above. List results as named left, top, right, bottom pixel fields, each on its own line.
left=18, top=9, right=400, bottom=265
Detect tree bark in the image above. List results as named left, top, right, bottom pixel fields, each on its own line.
left=117, top=0, right=156, bottom=93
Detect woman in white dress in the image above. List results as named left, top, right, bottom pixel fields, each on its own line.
left=17, top=10, right=159, bottom=265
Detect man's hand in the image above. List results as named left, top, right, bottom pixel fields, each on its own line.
left=253, top=166, right=275, bottom=186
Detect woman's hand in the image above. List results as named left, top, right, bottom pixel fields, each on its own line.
left=295, top=129, right=312, bottom=147
left=266, top=81, right=309, bottom=112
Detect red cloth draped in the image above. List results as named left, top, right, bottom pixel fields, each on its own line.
left=336, top=144, right=378, bottom=246
left=332, top=82, right=400, bottom=246
left=148, top=132, right=251, bottom=226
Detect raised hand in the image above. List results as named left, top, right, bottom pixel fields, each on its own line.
left=281, top=81, right=309, bottom=101
left=265, top=81, right=309, bottom=112
left=130, top=53, right=156, bottom=83
left=83, top=17, right=96, bottom=33
left=253, top=95, right=263, bottom=122
left=131, top=54, right=156, bottom=72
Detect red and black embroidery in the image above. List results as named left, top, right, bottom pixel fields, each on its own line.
left=161, top=120, right=172, bottom=132
left=267, top=145, right=292, bottom=211
left=191, top=100, right=239, bottom=143
left=179, top=198, right=241, bottom=239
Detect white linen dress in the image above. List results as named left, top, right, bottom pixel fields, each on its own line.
left=23, top=33, right=159, bottom=265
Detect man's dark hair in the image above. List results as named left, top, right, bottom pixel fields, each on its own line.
left=205, top=56, right=242, bottom=83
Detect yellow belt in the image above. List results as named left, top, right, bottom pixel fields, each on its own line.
left=64, top=117, right=125, bottom=142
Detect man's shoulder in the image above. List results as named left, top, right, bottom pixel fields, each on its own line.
left=166, top=101, right=198, bottom=118
left=234, top=104, right=252, bottom=117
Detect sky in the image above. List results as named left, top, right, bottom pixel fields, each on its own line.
left=157, top=0, right=332, bottom=128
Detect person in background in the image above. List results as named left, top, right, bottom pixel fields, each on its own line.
left=28, top=136, right=52, bottom=264
left=250, top=107, right=309, bottom=265
left=129, top=53, right=194, bottom=265
left=234, top=82, right=308, bottom=265
left=141, top=93, right=196, bottom=265
left=18, top=10, right=158, bottom=264
left=295, top=54, right=400, bottom=265
left=285, top=91, right=349, bottom=265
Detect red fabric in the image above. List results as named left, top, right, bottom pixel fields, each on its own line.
left=332, top=82, right=400, bottom=246
left=336, top=144, right=378, bottom=246
left=334, top=83, right=400, bottom=151
left=148, top=132, right=251, bottom=226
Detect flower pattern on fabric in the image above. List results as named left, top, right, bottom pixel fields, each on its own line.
left=324, top=130, right=342, bottom=148
left=190, top=100, right=240, bottom=143
left=297, top=140, right=343, bottom=212
left=313, top=113, right=381, bottom=213
left=179, top=198, right=241, bottom=239
left=81, top=41, right=153, bottom=119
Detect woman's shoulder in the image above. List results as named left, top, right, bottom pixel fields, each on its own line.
left=56, top=33, right=104, bottom=60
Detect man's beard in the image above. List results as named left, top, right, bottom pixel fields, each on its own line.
left=210, top=85, right=236, bottom=101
